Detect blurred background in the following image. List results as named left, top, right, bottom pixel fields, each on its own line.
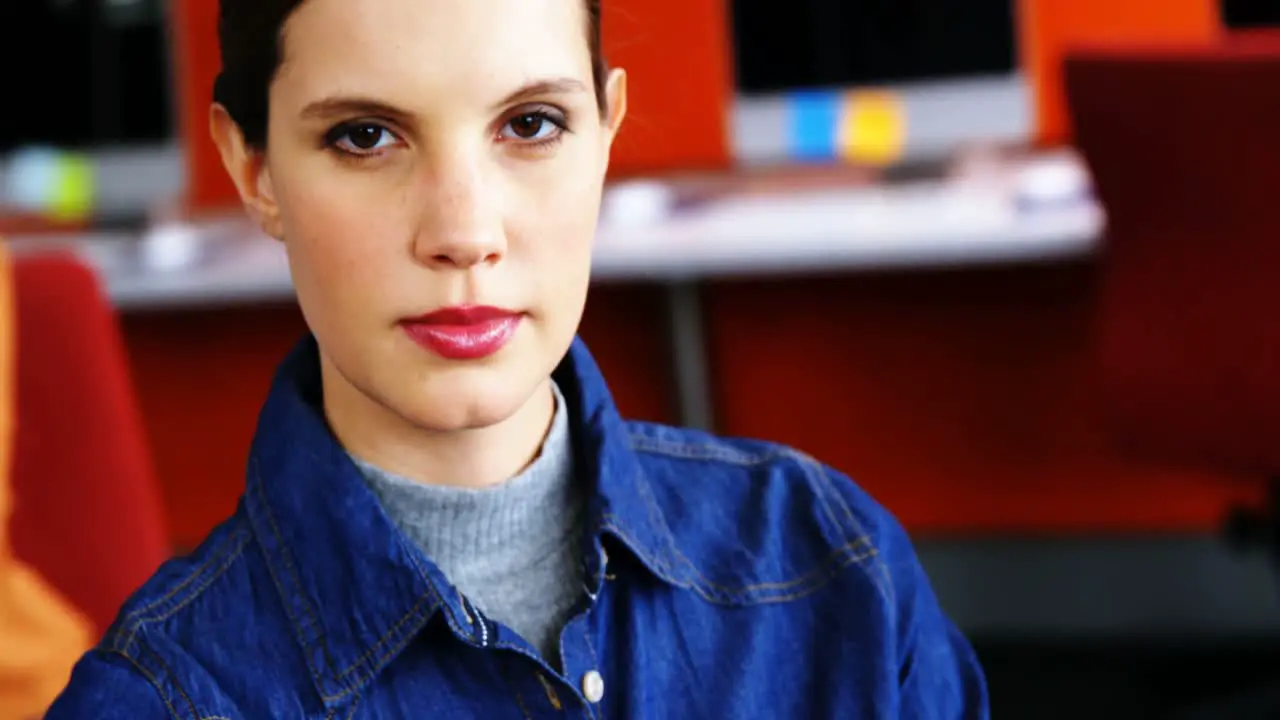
left=4, top=0, right=1280, bottom=717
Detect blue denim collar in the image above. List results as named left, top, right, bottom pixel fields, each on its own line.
left=243, top=335, right=677, bottom=709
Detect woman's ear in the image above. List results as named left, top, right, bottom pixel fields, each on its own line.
left=601, top=68, right=628, bottom=151
left=209, top=104, right=284, bottom=240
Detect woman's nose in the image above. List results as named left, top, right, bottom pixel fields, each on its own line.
left=411, top=160, right=506, bottom=270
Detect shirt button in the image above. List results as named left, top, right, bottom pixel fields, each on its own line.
left=582, top=670, right=605, bottom=703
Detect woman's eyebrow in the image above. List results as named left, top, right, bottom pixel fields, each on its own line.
left=298, top=77, right=587, bottom=122
left=299, top=96, right=411, bottom=122
left=492, top=77, right=588, bottom=109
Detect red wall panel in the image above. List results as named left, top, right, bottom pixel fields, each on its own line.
left=1018, top=0, right=1220, bottom=146
left=705, top=263, right=1260, bottom=533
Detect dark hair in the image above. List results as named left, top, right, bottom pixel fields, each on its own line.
left=214, top=0, right=606, bottom=149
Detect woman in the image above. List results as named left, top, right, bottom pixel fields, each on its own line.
left=50, top=0, right=988, bottom=716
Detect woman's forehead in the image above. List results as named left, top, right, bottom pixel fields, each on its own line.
left=275, top=0, right=592, bottom=107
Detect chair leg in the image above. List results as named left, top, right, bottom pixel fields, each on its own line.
left=1224, top=477, right=1280, bottom=569
left=1192, top=478, right=1280, bottom=719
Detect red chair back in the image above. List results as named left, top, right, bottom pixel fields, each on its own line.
left=1065, top=46, right=1280, bottom=475
left=8, top=252, right=168, bottom=633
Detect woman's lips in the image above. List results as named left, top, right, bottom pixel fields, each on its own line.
left=399, top=305, right=522, bottom=360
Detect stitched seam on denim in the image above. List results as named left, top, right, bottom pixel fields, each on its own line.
left=806, top=454, right=895, bottom=607
left=327, top=546, right=447, bottom=698
left=494, top=638, right=543, bottom=663
left=625, top=424, right=776, bottom=464
left=331, top=589, right=438, bottom=685
left=654, top=526, right=874, bottom=603
left=325, top=603, right=441, bottom=702
left=601, top=506, right=866, bottom=606
left=633, top=474, right=877, bottom=601
left=323, top=694, right=361, bottom=720
left=608, top=503, right=875, bottom=605
left=115, top=519, right=244, bottom=626
left=285, top=450, right=456, bottom=699
left=627, top=437, right=889, bottom=604
left=145, top=637, right=203, bottom=720
left=790, top=452, right=852, bottom=549
left=800, top=454, right=863, bottom=547
left=111, top=519, right=251, bottom=653
left=105, top=647, right=186, bottom=720
left=629, top=436, right=844, bottom=577
left=119, top=636, right=201, bottom=720
left=113, top=520, right=256, bottom=655
left=635, top=473, right=770, bottom=601
left=402, top=536, right=458, bottom=629
left=631, top=469, right=688, bottom=582
left=696, top=539, right=874, bottom=593
left=813, top=460, right=859, bottom=529
left=604, top=514, right=874, bottom=608
left=630, top=441, right=772, bottom=465
left=693, top=544, right=875, bottom=605
left=293, top=447, right=452, bottom=692
left=249, top=462, right=354, bottom=702
left=628, top=435, right=786, bottom=467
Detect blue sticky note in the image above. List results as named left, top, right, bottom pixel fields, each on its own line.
left=789, top=91, right=839, bottom=161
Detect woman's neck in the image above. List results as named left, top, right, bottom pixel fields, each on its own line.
left=320, top=358, right=557, bottom=490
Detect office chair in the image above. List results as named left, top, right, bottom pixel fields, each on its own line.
left=1066, top=39, right=1280, bottom=719
left=7, top=252, right=169, bottom=634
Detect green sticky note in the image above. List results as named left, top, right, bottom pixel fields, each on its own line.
left=48, top=153, right=95, bottom=221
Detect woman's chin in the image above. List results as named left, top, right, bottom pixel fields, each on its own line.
left=397, top=379, right=539, bottom=433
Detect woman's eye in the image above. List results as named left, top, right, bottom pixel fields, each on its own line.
left=500, top=112, right=563, bottom=142
left=331, top=123, right=397, bottom=154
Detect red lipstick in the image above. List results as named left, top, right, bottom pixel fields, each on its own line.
left=400, top=305, right=521, bottom=360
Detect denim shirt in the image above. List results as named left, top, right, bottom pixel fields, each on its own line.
left=48, top=336, right=988, bottom=719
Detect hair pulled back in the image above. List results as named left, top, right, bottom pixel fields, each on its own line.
left=214, top=0, right=606, bottom=148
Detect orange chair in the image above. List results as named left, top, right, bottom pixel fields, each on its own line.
left=1067, top=40, right=1280, bottom=718
left=7, top=252, right=169, bottom=634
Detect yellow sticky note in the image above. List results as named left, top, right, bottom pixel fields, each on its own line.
left=839, top=91, right=906, bottom=166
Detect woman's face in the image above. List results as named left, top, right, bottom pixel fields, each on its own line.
left=221, top=0, right=624, bottom=435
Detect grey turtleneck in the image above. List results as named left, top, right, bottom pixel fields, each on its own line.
left=350, top=382, right=584, bottom=666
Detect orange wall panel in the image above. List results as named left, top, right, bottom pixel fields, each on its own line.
left=170, top=0, right=237, bottom=211
left=1019, top=0, right=1220, bottom=146
left=600, top=0, right=732, bottom=175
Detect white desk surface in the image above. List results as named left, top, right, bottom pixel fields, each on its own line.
left=8, top=155, right=1105, bottom=311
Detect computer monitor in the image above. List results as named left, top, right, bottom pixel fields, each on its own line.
left=0, top=0, right=177, bottom=220
left=728, top=0, right=1024, bottom=166
left=732, top=0, right=1016, bottom=93
left=1222, top=0, right=1280, bottom=26
left=1, top=0, right=172, bottom=151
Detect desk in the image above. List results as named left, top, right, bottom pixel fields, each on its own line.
left=10, top=178, right=1102, bottom=306
left=8, top=156, right=1104, bottom=429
